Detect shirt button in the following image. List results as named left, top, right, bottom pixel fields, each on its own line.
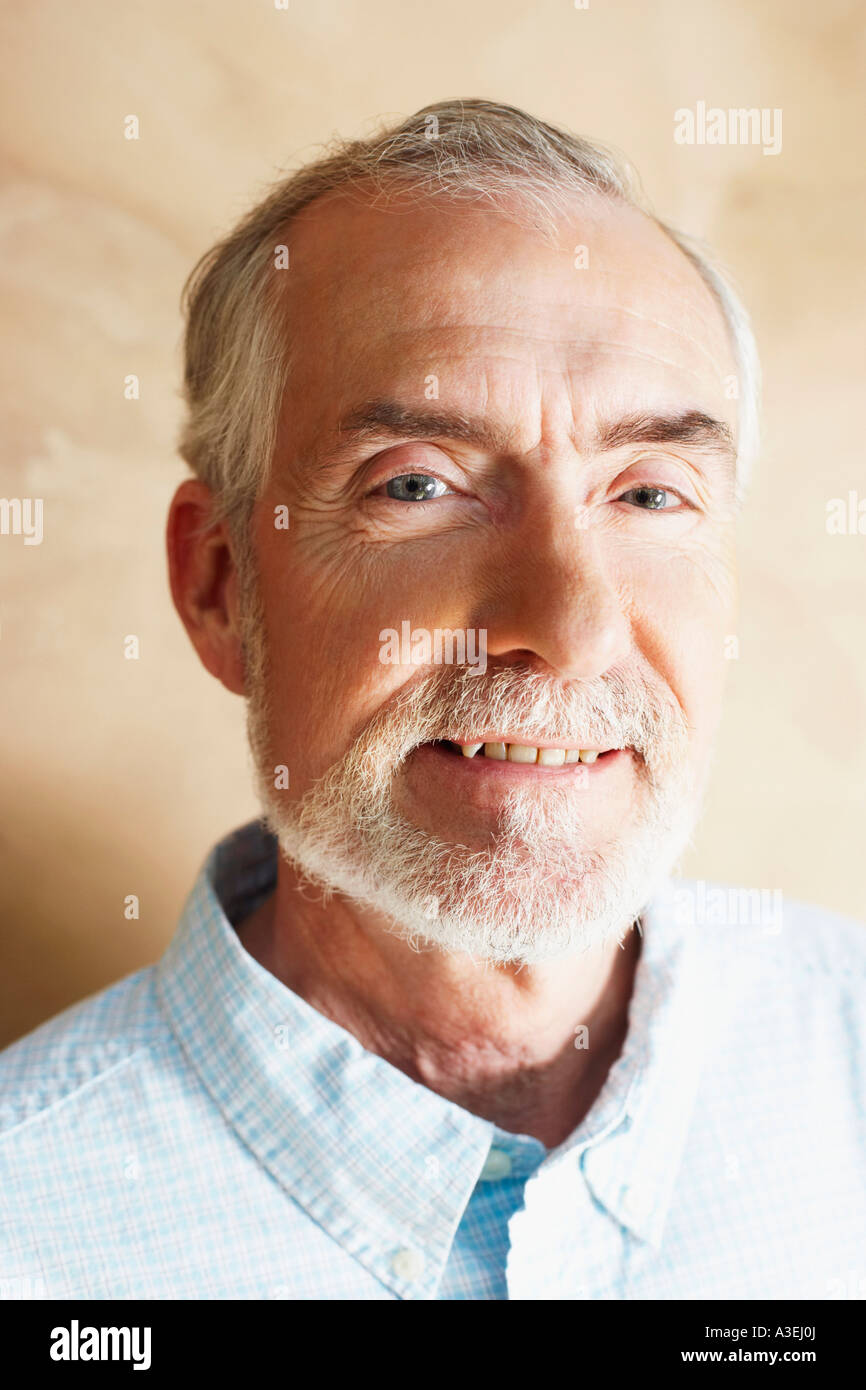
left=391, top=1248, right=425, bottom=1282
left=479, top=1147, right=513, bottom=1181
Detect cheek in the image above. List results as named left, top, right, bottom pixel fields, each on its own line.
left=256, top=540, right=470, bottom=788
left=616, top=538, right=736, bottom=746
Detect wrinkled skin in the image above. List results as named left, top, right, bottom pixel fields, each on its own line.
left=168, top=189, right=739, bottom=1144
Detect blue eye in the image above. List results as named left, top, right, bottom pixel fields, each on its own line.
left=385, top=473, right=450, bottom=501
left=619, top=485, right=682, bottom=511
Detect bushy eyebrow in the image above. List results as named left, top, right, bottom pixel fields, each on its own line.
left=337, top=400, right=518, bottom=454
left=334, top=399, right=736, bottom=467
left=598, top=410, right=736, bottom=461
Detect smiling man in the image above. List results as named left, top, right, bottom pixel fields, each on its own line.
left=1, top=100, right=864, bottom=1302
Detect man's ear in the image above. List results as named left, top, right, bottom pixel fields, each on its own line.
left=166, top=480, right=247, bottom=696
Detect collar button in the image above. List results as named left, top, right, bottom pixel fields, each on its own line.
left=479, top=1147, right=513, bottom=1181
left=391, top=1248, right=425, bottom=1282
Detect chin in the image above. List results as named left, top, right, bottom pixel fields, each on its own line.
left=268, top=799, right=688, bottom=967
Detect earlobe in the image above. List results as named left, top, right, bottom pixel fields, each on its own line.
left=166, top=480, right=247, bottom=696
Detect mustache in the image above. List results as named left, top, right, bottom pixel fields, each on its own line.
left=350, top=662, right=690, bottom=768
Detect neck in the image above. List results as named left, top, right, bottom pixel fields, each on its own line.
left=236, top=860, right=642, bottom=1148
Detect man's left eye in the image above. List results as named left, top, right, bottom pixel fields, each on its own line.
left=618, top=485, right=685, bottom=511
left=384, top=473, right=451, bottom=501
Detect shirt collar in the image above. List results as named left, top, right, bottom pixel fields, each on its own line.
left=156, top=822, right=498, bottom=1299
left=156, top=822, right=716, bottom=1292
left=562, top=876, right=726, bottom=1246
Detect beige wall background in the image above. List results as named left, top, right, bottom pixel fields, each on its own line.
left=1, top=0, right=864, bottom=1047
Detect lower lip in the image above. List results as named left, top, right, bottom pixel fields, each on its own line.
left=409, top=742, right=631, bottom=782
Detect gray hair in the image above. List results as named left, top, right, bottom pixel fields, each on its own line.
left=177, top=98, right=760, bottom=537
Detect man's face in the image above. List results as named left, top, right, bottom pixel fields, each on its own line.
left=242, top=188, right=739, bottom=963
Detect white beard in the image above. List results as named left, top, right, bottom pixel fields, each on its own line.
left=238, top=564, right=703, bottom=966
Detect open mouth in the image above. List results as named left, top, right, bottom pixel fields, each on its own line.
left=426, top=739, right=623, bottom=767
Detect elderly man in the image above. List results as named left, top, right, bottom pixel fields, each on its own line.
left=1, top=99, right=863, bottom=1302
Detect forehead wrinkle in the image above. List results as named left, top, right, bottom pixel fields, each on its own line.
left=583, top=302, right=733, bottom=378
left=319, top=255, right=733, bottom=361
left=356, top=332, right=731, bottom=404
left=561, top=338, right=729, bottom=389
left=359, top=312, right=732, bottom=383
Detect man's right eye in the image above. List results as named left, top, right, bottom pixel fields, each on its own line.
left=384, top=473, right=451, bottom=502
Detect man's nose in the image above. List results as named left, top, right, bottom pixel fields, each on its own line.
left=478, top=509, right=632, bottom=682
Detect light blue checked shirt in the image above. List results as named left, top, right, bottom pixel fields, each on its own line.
left=1, top=820, right=865, bottom=1301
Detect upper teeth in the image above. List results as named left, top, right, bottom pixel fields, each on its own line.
left=460, top=742, right=601, bottom=765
